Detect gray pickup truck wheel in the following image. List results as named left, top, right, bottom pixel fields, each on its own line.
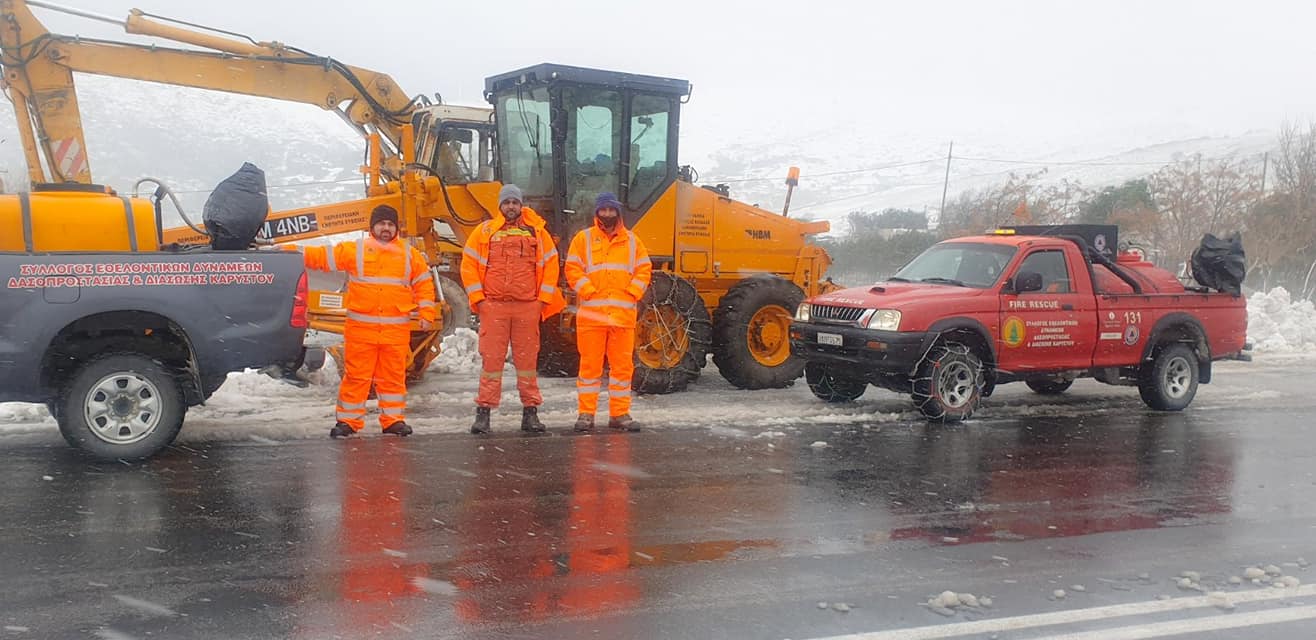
left=57, top=353, right=186, bottom=460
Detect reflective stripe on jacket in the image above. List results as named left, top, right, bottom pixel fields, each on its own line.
left=564, top=220, right=652, bottom=327
left=460, top=206, right=566, bottom=320
left=302, top=237, right=437, bottom=344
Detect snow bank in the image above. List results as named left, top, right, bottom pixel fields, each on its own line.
left=429, top=328, right=481, bottom=375
left=1248, top=287, right=1316, bottom=353
left=0, top=402, right=51, bottom=431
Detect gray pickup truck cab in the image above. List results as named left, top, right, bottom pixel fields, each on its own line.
left=1, top=251, right=307, bottom=460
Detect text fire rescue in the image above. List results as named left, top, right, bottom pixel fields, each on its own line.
left=1007, top=299, right=1061, bottom=310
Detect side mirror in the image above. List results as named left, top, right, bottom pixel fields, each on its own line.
left=1013, top=271, right=1044, bottom=293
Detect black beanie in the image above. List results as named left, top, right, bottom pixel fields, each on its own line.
left=369, top=205, right=399, bottom=226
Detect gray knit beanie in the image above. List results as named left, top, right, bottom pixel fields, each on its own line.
left=498, top=184, right=523, bottom=204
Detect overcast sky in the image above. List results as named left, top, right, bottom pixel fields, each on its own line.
left=28, top=0, right=1316, bottom=170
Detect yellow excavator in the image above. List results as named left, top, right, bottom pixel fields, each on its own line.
left=0, top=0, right=491, bottom=376
left=1, top=0, right=836, bottom=393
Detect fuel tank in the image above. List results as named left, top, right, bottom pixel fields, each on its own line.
left=0, top=184, right=159, bottom=253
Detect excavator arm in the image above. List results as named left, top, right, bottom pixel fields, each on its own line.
left=0, top=0, right=501, bottom=380
left=0, top=0, right=497, bottom=250
left=0, top=0, right=419, bottom=184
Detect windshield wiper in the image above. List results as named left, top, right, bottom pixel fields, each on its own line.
left=920, top=277, right=967, bottom=287
left=885, top=276, right=912, bottom=282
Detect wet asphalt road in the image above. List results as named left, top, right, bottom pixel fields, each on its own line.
left=2, top=360, right=1316, bottom=639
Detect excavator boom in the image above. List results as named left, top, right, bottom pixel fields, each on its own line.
left=1, top=0, right=418, bottom=184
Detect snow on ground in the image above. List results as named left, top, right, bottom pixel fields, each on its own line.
left=1248, top=287, right=1316, bottom=353
left=2, top=329, right=1313, bottom=445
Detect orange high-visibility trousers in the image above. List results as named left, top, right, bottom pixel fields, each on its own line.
left=576, top=325, right=635, bottom=417
left=476, top=300, right=543, bottom=408
left=336, top=340, right=409, bottom=431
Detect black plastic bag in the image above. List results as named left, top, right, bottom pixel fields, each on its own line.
left=1190, top=233, right=1246, bottom=295
left=203, top=163, right=269, bottom=250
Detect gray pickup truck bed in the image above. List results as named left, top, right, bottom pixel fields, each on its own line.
left=0, top=250, right=307, bottom=459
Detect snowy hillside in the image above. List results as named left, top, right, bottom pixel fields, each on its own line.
left=689, top=125, right=1277, bottom=229
left=0, top=75, right=1279, bottom=233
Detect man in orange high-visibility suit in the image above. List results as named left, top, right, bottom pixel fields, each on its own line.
left=564, top=193, right=652, bottom=432
left=461, top=184, right=566, bottom=434
left=297, top=205, right=436, bottom=438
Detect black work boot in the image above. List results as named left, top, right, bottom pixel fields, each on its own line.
left=470, top=407, right=492, bottom=435
left=608, top=414, right=641, bottom=432
left=329, top=422, right=356, bottom=439
left=382, top=421, right=413, bottom=437
left=573, top=413, right=595, bottom=433
left=521, top=407, right=546, bottom=433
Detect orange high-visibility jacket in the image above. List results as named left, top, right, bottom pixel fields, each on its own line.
left=301, top=237, right=437, bottom=344
left=460, top=206, right=566, bottom=320
left=564, top=220, right=653, bottom=328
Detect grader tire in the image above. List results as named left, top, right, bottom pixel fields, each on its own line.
left=712, top=275, right=806, bottom=390
left=537, top=323, right=581, bottom=378
left=632, top=272, right=712, bottom=394
left=435, top=272, right=472, bottom=337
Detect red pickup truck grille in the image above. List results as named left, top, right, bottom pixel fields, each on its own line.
left=812, top=304, right=866, bottom=324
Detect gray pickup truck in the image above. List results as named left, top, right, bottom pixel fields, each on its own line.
left=1, top=251, right=307, bottom=460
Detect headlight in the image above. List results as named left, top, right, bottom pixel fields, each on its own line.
left=795, top=302, right=811, bottom=322
left=865, top=309, right=901, bottom=331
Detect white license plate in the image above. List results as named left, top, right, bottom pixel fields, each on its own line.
left=818, top=332, right=843, bottom=346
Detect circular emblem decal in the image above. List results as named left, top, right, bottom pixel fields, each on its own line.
left=1123, top=325, right=1141, bottom=346
left=1003, top=316, right=1026, bottom=348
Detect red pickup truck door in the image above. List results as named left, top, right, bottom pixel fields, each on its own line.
left=996, top=247, right=1099, bottom=371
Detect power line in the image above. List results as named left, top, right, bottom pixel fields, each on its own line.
left=162, top=177, right=361, bottom=195
left=701, top=158, right=942, bottom=184
left=791, top=167, right=1030, bottom=210
left=699, top=149, right=1267, bottom=186
left=952, top=155, right=1180, bottom=167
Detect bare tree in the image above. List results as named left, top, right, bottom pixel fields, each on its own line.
left=1201, top=158, right=1259, bottom=233
left=1149, top=155, right=1258, bottom=273
left=1249, top=123, right=1316, bottom=293
left=938, top=170, right=1088, bottom=237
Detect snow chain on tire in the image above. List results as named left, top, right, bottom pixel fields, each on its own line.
left=805, top=361, right=868, bottom=403
left=632, top=271, right=712, bottom=395
left=911, top=341, right=986, bottom=422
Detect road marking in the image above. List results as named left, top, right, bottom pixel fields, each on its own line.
left=806, top=584, right=1316, bottom=640
left=1032, top=604, right=1316, bottom=639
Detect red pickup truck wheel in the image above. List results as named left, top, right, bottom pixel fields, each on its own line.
left=1138, top=343, right=1199, bottom=411
left=912, top=343, right=985, bottom=421
left=1027, top=379, right=1074, bottom=395
left=805, top=362, right=868, bottom=403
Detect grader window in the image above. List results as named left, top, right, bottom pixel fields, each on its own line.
left=627, top=94, right=672, bottom=209
left=428, top=126, right=490, bottom=184
left=496, top=86, right=553, bottom=197
left=563, top=86, right=622, bottom=227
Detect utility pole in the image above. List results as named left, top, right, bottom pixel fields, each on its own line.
left=1258, top=151, right=1269, bottom=206
left=939, top=141, right=954, bottom=220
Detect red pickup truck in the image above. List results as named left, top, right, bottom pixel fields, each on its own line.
left=789, top=227, right=1249, bottom=420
